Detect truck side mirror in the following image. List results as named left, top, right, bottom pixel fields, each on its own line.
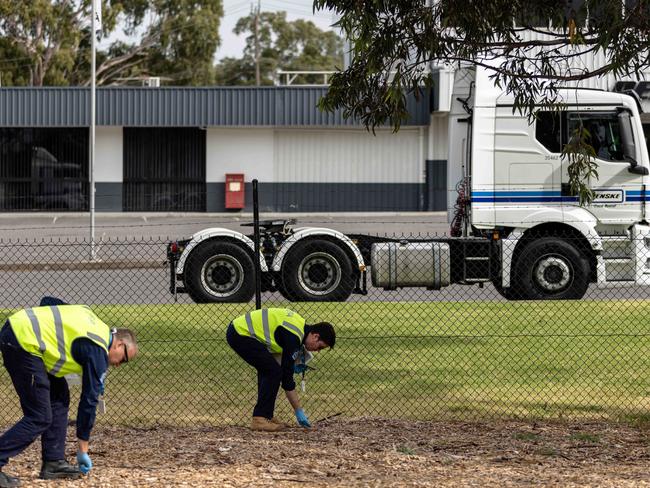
left=628, top=164, right=649, bottom=175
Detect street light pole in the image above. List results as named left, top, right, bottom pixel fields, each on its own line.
left=90, top=0, right=97, bottom=260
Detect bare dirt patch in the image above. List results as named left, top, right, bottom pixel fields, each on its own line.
left=5, top=419, right=649, bottom=487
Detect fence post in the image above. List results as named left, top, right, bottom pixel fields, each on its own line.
left=252, top=179, right=262, bottom=309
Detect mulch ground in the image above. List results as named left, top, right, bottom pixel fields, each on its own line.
left=5, top=418, right=649, bottom=487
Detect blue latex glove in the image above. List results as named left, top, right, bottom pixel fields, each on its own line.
left=293, top=364, right=308, bottom=374
left=77, top=451, right=92, bottom=475
left=295, top=408, right=311, bottom=428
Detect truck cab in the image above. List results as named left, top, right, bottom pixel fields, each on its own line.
left=449, top=66, right=650, bottom=298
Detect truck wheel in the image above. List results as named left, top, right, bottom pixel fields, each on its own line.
left=281, top=239, right=355, bottom=302
left=184, top=241, right=255, bottom=303
left=514, top=238, right=590, bottom=300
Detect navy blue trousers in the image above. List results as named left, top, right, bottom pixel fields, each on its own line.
left=226, top=323, right=282, bottom=419
left=0, top=324, right=69, bottom=467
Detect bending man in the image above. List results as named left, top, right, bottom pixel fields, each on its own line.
left=0, top=299, right=138, bottom=487
left=227, top=308, right=335, bottom=432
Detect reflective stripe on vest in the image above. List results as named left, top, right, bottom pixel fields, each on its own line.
left=9, top=305, right=111, bottom=377
left=50, top=305, right=66, bottom=375
left=233, top=308, right=305, bottom=354
left=25, top=308, right=46, bottom=353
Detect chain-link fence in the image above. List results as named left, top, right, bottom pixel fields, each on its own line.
left=0, top=228, right=648, bottom=428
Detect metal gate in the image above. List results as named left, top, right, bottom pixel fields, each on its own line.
left=123, top=127, right=206, bottom=212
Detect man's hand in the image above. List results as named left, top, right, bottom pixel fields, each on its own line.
left=295, top=408, right=311, bottom=428
left=77, top=451, right=92, bottom=475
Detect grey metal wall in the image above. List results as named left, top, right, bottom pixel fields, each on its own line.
left=96, top=182, right=122, bottom=212
left=273, top=129, right=422, bottom=184
left=0, top=87, right=431, bottom=127
left=205, top=182, right=426, bottom=212
left=426, top=160, right=447, bottom=211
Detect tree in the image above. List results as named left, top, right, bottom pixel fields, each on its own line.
left=0, top=0, right=223, bottom=87
left=314, top=0, right=650, bottom=203
left=121, top=0, right=223, bottom=86
left=215, top=11, right=343, bottom=86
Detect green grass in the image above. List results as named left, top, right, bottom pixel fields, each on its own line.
left=535, top=447, right=559, bottom=457
left=569, top=432, right=601, bottom=443
left=0, top=300, right=648, bottom=426
left=513, top=432, right=541, bottom=442
left=396, top=445, right=417, bottom=455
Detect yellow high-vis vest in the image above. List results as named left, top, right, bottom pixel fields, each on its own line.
left=9, top=305, right=111, bottom=377
left=233, top=308, right=305, bottom=354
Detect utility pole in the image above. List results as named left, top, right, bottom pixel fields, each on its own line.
left=254, top=0, right=261, bottom=86
left=90, top=0, right=102, bottom=260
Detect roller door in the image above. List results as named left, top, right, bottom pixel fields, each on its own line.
left=123, top=128, right=206, bottom=212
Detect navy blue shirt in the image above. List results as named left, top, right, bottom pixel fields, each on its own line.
left=70, top=338, right=108, bottom=441
left=274, top=325, right=311, bottom=391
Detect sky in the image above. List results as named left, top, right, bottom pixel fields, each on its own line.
left=217, top=0, right=338, bottom=60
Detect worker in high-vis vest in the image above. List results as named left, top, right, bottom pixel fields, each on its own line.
left=0, top=297, right=138, bottom=488
left=226, top=308, right=336, bottom=432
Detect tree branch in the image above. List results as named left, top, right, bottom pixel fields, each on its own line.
left=94, top=34, right=157, bottom=82
left=96, top=58, right=145, bottom=85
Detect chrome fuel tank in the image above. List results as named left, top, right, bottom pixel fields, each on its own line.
left=370, top=241, right=451, bottom=290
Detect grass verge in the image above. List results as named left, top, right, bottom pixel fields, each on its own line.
left=0, top=300, right=648, bottom=426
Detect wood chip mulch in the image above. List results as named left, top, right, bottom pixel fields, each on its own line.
left=5, top=418, right=649, bottom=487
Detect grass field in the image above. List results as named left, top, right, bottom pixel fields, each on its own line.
left=0, top=300, right=649, bottom=426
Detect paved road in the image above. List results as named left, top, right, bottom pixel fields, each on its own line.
left=0, top=212, right=648, bottom=306
left=3, top=267, right=648, bottom=308
left=0, top=212, right=451, bottom=241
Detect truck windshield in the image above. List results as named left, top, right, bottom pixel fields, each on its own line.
left=566, top=112, right=626, bottom=162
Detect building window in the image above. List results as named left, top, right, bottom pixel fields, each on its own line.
left=0, top=128, right=88, bottom=211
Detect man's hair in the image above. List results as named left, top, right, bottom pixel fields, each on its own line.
left=309, top=322, right=336, bottom=349
left=114, top=328, right=137, bottom=347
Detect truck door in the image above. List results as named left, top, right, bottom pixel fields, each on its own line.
left=562, top=110, right=646, bottom=224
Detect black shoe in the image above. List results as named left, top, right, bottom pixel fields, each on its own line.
left=0, top=471, right=20, bottom=488
left=39, top=460, right=82, bottom=480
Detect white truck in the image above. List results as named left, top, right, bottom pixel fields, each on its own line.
left=167, top=66, right=650, bottom=303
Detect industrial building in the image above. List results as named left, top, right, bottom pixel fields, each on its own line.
left=0, top=85, right=444, bottom=213
left=2, top=50, right=647, bottom=214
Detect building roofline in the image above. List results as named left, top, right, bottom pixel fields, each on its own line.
left=0, top=86, right=431, bottom=127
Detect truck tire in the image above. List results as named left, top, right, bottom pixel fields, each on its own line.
left=281, top=239, right=355, bottom=302
left=493, top=283, right=525, bottom=300
left=184, top=241, right=255, bottom=303
left=513, top=238, right=590, bottom=300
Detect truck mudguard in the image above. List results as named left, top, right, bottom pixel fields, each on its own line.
left=175, top=228, right=268, bottom=274
left=499, top=207, right=602, bottom=288
left=271, top=227, right=365, bottom=272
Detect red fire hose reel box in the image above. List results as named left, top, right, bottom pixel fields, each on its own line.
left=225, top=173, right=245, bottom=209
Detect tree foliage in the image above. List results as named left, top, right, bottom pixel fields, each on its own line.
left=315, top=0, right=649, bottom=125
left=216, top=11, right=343, bottom=85
left=0, top=0, right=223, bottom=86
left=314, top=0, right=650, bottom=203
